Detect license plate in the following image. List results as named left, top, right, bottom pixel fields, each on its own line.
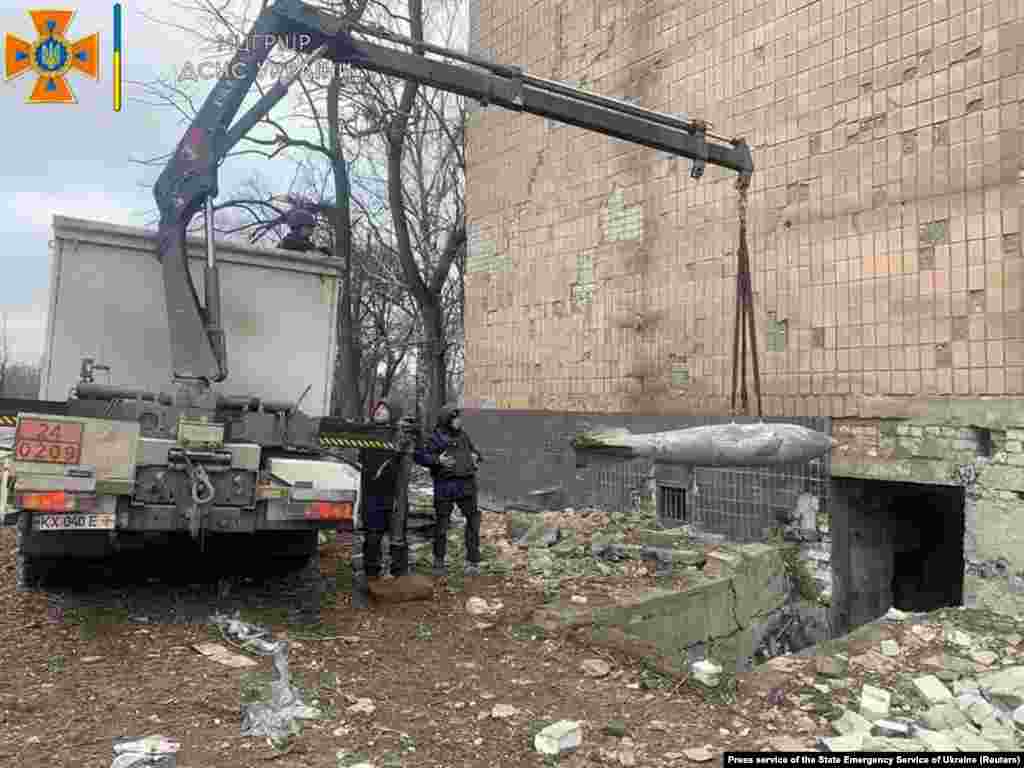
left=15, top=418, right=84, bottom=465
left=33, top=513, right=114, bottom=531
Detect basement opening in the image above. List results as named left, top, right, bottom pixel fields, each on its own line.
left=831, top=477, right=965, bottom=635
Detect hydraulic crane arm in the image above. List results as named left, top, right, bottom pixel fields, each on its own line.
left=153, top=0, right=754, bottom=386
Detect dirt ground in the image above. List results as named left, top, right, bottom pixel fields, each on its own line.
left=1, top=509, right=1020, bottom=768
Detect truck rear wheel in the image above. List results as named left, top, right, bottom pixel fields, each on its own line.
left=256, top=532, right=323, bottom=624
left=15, top=513, right=57, bottom=592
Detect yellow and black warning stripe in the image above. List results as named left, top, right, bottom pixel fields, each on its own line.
left=0, top=415, right=17, bottom=427
left=319, top=434, right=397, bottom=450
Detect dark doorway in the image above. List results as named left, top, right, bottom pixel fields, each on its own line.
left=831, top=478, right=965, bottom=634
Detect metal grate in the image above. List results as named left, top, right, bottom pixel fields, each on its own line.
left=658, top=483, right=687, bottom=523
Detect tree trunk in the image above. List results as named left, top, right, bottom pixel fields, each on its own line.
left=329, top=65, right=362, bottom=420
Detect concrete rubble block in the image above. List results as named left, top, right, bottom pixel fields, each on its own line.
left=859, top=684, right=892, bottom=722
left=913, top=674, right=954, bottom=705
left=702, top=549, right=742, bottom=579
left=977, top=666, right=1024, bottom=709
left=636, top=528, right=694, bottom=549
left=872, top=719, right=911, bottom=738
left=880, top=639, right=900, bottom=657
left=863, top=736, right=926, bottom=752
left=832, top=708, right=874, bottom=735
left=682, top=746, right=715, bottom=762
left=1013, top=704, right=1024, bottom=729
left=958, top=693, right=999, bottom=727
left=912, top=728, right=959, bottom=752
left=979, top=724, right=1020, bottom=751
left=946, top=628, right=973, bottom=647
left=691, top=659, right=722, bottom=687
left=814, top=655, right=849, bottom=678
left=971, top=650, right=998, bottom=666
left=533, top=721, right=582, bottom=755
left=949, top=725, right=1002, bottom=751
left=954, top=679, right=981, bottom=695
left=581, top=659, right=611, bottom=678
left=817, top=733, right=865, bottom=752
left=721, top=545, right=791, bottom=625
left=920, top=702, right=970, bottom=731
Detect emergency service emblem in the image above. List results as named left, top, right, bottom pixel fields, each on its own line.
left=4, top=10, right=98, bottom=103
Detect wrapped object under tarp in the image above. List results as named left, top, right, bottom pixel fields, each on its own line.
left=573, top=422, right=836, bottom=466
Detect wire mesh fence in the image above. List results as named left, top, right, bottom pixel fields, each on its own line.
left=581, top=417, right=831, bottom=543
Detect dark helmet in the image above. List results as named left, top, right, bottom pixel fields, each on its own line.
left=286, top=208, right=316, bottom=230
left=437, top=402, right=461, bottom=429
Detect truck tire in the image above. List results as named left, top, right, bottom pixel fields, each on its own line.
left=15, top=513, right=55, bottom=592
left=283, top=544, right=323, bottom=625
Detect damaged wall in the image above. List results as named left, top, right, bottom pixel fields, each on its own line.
left=832, top=397, right=1024, bottom=623
left=464, top=1, right=1024, bottom=416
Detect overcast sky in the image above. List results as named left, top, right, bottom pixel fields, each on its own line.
left=1, top=0, right=433, bottom=366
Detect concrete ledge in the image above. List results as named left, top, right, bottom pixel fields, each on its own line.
left=534, top=543, right=801, bottom=672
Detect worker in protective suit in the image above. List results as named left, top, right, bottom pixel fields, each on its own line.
left=279, top=208, right=330, bottom=255
left=415, top=403, right=483, bottom=578
left=352, top=397, right=415, bottom=607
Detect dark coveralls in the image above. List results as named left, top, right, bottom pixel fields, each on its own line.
left=414, top=404, right=482, bottom=567
left=355, top=398, right=410, bottom=579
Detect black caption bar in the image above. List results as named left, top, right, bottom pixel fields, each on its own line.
left=725, top=754, right=1024, bottom=767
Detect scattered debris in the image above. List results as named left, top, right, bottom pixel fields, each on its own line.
left=490, top=704, right=518, bottom=719
left=192, top=642, right=257, bottom=669
left=570, top=594, right=588, bottom=605
left=946, top=628, right=973, bottom=647
left=832, top=709, right=872, bottom=735
left=880, top=639, right=900, bottom=657
left=683, top=745, right=715, bottom=762
left=859, top=684, right=891, bottom=721
left=110, top=735, right=180, bottom=768
left=347, top=698, right=376, bottom=715
left=226, top=615, right=322, bottom=741
left=533, top=720, right=582, bottom=755
left=581, top=658, right=611, bottom=678
left=604, top=719, right=628, bottom=738
left=616, top=736, right=637, bottom=766
left=913, top=674, right=954, bottom=705
left=691, top=659, right=722, bottom=687
left=465, top=597, right=503, bottom=616
left=872, top=719, right=911, bottom=738
left=814, top=655, right=848, bottom=678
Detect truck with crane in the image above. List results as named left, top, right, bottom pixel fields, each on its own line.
left=0, top=0, right=754, bottom=611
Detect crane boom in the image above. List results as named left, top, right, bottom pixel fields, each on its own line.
left=153, top=0, right=754, bottom=389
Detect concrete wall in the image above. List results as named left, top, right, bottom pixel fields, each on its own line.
left=464, top=0, right=1024, bottom=416
left=831, top=396, right=1024, bottom=619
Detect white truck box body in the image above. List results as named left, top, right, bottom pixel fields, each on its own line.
left=40, top=215, right=339, bottom=417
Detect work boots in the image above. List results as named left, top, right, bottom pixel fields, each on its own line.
left=390, top=544, right=410, bottom=578
left=432, top=558, right=446, bottom=578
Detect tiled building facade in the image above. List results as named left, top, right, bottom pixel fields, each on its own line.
left=462, top=0, right=1024, bottom=617
left=464, top=0, right=1022, bottom=416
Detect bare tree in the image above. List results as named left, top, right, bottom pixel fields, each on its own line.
left=132, top=0, right=467, bottom=424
